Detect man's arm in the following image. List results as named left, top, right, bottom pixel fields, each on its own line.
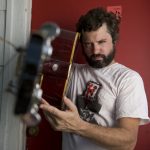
left=40, top=97, right=140, bottom=150
left=78, top=117, right=139, bottom=150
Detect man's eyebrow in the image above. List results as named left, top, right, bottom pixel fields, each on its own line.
left=97, top=39, right=107, bottom=42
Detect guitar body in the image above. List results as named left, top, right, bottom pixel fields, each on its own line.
left=26, top=29, right=79, bottom=150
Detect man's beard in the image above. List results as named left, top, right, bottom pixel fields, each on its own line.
left=83, top=47, right=116, bottom=68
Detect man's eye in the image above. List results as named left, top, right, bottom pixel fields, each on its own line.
left=86, top=43, right=91, bottom=46
left=84, top=43, right=92, bottom=47
left=98, top=40, right=106, bottom=44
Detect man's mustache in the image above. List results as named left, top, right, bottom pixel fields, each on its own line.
left=91, top=54, right=106, bottom=59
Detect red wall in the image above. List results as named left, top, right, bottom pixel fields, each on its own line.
left=31, top=0, right=150, bottom=149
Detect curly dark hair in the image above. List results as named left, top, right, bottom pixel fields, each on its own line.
left=76, top=7, right=121, bottom=43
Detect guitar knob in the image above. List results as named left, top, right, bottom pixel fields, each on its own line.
left=27, top=126, right=39, bottom=137
left=52, top=63, right=59, bottom=71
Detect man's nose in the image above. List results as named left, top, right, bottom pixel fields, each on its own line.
left=92, top=43, right=102, bottom=54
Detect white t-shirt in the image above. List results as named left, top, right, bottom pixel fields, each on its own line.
left=62, top=63, right=150, bottom=150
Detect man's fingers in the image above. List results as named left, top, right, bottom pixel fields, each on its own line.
left=40, top=98, right=59, bottom=116
left=41, top=98, right=49, bottom=105
left=43, top=111, right=58, bottom=130
left=40, top=103, right=58, bottom=115
left=40, top=97, right=78, bottom=119
left=40, top=100, right=65, bottom=118
left=63, top=96, right=77, bottom=112
left=44, top=111, right=57, bottom=124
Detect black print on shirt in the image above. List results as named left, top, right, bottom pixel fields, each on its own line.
left=76, top=81, right=102, bottom=124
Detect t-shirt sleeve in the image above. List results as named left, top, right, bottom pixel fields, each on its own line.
left=116, top=72, right=150, bottom=125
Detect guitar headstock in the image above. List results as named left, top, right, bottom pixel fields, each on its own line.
left=12, top=23, right=60, bottom=126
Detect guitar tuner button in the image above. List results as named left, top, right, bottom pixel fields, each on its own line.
left=52, top=63, right=58, bottom=71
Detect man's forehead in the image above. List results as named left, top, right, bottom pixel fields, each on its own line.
left=82, top=24, right=110, bottom=41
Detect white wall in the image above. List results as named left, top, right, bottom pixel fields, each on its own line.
left=0, top=0, right=32, bottom=149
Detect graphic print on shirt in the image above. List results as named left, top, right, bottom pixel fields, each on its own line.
left=76, top=81, right=102, bottom=124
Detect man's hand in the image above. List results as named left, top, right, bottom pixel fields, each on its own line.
left=40, top=97, right=84, bottom=132
left=40, top=97, right=140, bottom=150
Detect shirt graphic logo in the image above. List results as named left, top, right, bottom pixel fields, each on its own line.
left=77, top=81, right=102, bottom=124
left=85, top=81, right=101, bottom=99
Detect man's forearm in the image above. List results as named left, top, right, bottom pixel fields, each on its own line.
left=73, top=119, right=138, bottom=150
